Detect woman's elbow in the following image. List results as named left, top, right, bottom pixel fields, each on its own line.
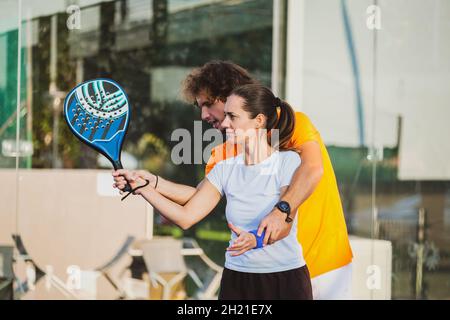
left=179, top=220, right=194, bottom=231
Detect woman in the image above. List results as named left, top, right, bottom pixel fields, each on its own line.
left=113, top=84, right=313, bottom=300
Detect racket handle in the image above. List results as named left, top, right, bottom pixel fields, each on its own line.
left=123, top=183, right=132, bottom=193
left=113, top=161, right=133, bottom=193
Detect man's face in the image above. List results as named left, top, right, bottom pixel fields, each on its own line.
left=195, top=92, right=226, bottom=131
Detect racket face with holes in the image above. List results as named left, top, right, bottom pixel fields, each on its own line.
left=63, top=78, right=130, bottom=169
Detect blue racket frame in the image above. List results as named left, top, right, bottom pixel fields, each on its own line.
left=63, top=78, right=131, bottom=171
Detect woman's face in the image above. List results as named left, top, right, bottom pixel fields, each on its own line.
left=221, top=94, right=265, bottom=144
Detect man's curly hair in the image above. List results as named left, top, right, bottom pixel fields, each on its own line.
left=182, top=60, right=257, bottom=104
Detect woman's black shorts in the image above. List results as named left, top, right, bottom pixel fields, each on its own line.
left=218, top=265, right=313, bottom=300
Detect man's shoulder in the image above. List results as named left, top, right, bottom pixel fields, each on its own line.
left=206, top=141, right=240, bottom=175
left=294, top=111, right=314, bottom=125
left=211, top=141, right=239, bottom=160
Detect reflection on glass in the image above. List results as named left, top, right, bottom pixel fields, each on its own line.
left=1, top=0, right=448, bottom=300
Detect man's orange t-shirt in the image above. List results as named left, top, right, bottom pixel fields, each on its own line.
left=205, top=112, right=353, bottom=278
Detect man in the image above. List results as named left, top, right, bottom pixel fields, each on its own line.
left=121, top=61, right=353, bottom=299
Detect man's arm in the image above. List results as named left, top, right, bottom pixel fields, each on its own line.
left=115, top=170, right=221, bottom=230
left=281, top=141, right=324, bottom=216
left=128, top=144, right=222, bottom=205
left=257, top=141, right=324, bottom=245
left=155, top=175, right=202, bottom=206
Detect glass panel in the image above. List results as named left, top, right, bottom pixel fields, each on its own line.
left=298, top=0, right=449, bottom=300
left=0, top=1, right=27, bottom=169
left=297, top=0, right=383, bottom=299
left=373, top=0, right=450, bottom=299
left=0, top=0, right=22, bottom=300
left=6, top=0, right=275, bottom=299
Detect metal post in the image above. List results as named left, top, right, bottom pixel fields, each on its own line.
left=25, top=9, right=33, bottom=168
left=415, top=207, right=426, bottom=299
left=50, top=14, right=61, bottom=168
left=271, top=0, right=287, bottom=98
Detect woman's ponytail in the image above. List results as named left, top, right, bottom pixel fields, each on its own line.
left=273, top=99, right=296, bottom=150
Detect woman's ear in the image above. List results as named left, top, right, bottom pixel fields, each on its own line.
left=255, top=113, right=266, bottom=129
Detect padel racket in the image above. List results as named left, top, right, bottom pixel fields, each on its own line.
left=63, top=78, right=132, bottom=192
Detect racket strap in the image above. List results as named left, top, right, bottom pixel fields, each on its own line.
left=121, top=179, right=150, bottom=201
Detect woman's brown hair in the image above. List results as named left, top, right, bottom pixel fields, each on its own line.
left=230, top=84, right=296, bottom=151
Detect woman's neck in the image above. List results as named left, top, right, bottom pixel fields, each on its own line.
left=243, top=137, right=275, bottom=166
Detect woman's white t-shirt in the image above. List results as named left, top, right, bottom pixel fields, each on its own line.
left=206, top=150, right=306, bottom=273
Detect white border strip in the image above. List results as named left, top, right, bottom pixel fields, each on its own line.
left=285, top=0, right=305, bottom=111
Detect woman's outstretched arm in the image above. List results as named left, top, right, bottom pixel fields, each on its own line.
left=113, top=170, right=221, bottom=230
